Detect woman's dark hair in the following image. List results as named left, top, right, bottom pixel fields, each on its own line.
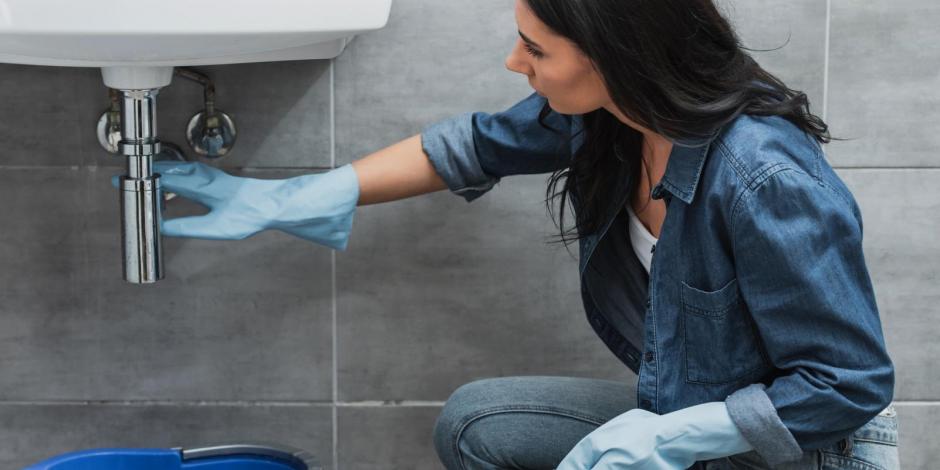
left=525, top=0, right=839, bottom=247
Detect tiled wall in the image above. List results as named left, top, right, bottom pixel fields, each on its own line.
left=0, top=0, right=935, bottom=468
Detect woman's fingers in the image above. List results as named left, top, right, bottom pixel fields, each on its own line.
left=110, top=161, right=230, bottom=206
left=153, top=161, right=226, bottom=204
left=161, top=213, right=257, bottom=240
left=161, top=214, right=222, bottom=238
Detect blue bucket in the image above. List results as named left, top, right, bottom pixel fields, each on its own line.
left=25, top=443, right=322, bottom=470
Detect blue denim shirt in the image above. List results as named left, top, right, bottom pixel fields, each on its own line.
left=421, top=92, right=894, bottom=466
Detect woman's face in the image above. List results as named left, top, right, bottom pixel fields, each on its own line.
left=504, top=0, right=664, bottom=142
left=505, top=0, right=611, bottom=115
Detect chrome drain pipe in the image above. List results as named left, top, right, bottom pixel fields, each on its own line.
left=117, top=88, right=164, bottom=284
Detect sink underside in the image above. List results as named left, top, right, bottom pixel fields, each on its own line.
left=0, top=36, right=351, bottom=67
left=0, top=0, right=392, bottom=67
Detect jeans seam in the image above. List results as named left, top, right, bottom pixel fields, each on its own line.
left=452, top=404, right=609, bottom=470
left=819, top=450, right=887, bottom=470
left=850, top=437, right=898, bottom=447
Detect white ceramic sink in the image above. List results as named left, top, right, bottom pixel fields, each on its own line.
left=0, top=0, right=392, bottom=87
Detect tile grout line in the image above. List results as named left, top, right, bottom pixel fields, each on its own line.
left=9, top=165, right=940, bottom=176
left=331, top=57, right=336, bottom=171
left=8, top=165, right=940, bottom=172
left=0, top=400, right=335, bottom=406
left=0, top=399, right=936, bottom=407
left=330, top=56, right=339, bottom=470
left=0, top=400, right=447, bottom=407
left=335, top=401, right=448, bottom=407
left=822, top=0, right=831, bottom=122
left=0, top=165, right=341, bottom=171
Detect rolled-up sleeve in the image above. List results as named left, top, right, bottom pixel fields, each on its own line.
left=420, top=92, right=574, bottom=202
left=726, top=165, right=894, bottom=465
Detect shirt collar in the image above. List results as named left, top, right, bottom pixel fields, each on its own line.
left=649, top=128, right=723, bottom=205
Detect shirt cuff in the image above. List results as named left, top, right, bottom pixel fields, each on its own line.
left=725, top=383, right=804, bottom=466
left=421, top=112, right=500, bottom=202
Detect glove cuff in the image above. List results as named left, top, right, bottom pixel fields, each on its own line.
left=271, top=164, right=360, bottom=250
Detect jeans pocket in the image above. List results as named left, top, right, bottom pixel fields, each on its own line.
left=820, top=411, right=900, bottom=470
left=680, top=277, right=768, bottom=384
left=821, top=445, right=897, bottom=470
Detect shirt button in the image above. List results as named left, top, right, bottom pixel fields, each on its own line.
left=644, top=352, right=654, bottom=362
left=645, top=299, right=651, bottom=308
left=641, top=399, right=652, bottom=409
left=650, top=244, right=656, bottom=254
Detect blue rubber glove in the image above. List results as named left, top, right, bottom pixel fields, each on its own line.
left=556, top=402, right=753, bottom=470
left=111, top=161, right=360, bottom=250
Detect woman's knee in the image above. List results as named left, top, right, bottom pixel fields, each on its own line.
left=432, top=376, right=633, bottom=469
left=433, top=378, right=508, bottom=469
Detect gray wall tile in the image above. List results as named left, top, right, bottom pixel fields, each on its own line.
left=0, top=168, right=335, bottom=401
left=717, top=0, right=828, bottom=112
left=0, top=404, right=332, bottom=470
left=895, top=403, right=939, bottom=470
left=333, top=0, right=532, bottom=166
left=827, top=0, right=940, bottom=167
left=337, top=175, right=635, bottom=401
left=337, top=406, right=442, bottom=470
left=837, top=169, right=940, bottom=400
left=0, top=65, right=95, bottom=167
left=1, top=59, right=331, bottom=170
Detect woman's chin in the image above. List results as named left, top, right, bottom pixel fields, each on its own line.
left=539, top=95, right=570, bottom=113
left=545, top=99, right=568, bottom=114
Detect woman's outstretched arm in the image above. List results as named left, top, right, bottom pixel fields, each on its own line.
left=351, top=133, right=449, bottom=206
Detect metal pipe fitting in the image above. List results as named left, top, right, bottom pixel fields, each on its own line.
left=117, top=88, right=164, bottom=284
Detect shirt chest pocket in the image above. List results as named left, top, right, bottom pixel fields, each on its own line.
left=679, top=277, right=768, bottom=385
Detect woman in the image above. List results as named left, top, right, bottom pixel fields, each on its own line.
left=141, top=0, right=899, bottom=468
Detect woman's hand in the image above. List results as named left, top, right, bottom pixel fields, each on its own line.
left=111, top=161, right=361, bottom=250
left=556, top=402, right=753, bottom=470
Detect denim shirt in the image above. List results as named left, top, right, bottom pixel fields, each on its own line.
left=420, top=92, right=894, bottom=466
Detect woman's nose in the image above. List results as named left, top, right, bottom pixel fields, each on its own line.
left=505, top=40, right=532, bottom=76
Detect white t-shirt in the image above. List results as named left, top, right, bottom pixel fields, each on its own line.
left=626, top=204, right=658, bottom=273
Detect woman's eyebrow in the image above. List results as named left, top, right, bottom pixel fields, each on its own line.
left=518, top=30, right=543, bottom=49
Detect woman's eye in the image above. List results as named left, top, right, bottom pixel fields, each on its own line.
left=523, top=43, right=543, bottom=58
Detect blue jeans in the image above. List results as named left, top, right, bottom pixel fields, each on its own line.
left=432, top=376, right=900, bottom=470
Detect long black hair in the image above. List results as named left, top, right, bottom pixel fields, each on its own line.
left=526, top=0, right=838, bottom=246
